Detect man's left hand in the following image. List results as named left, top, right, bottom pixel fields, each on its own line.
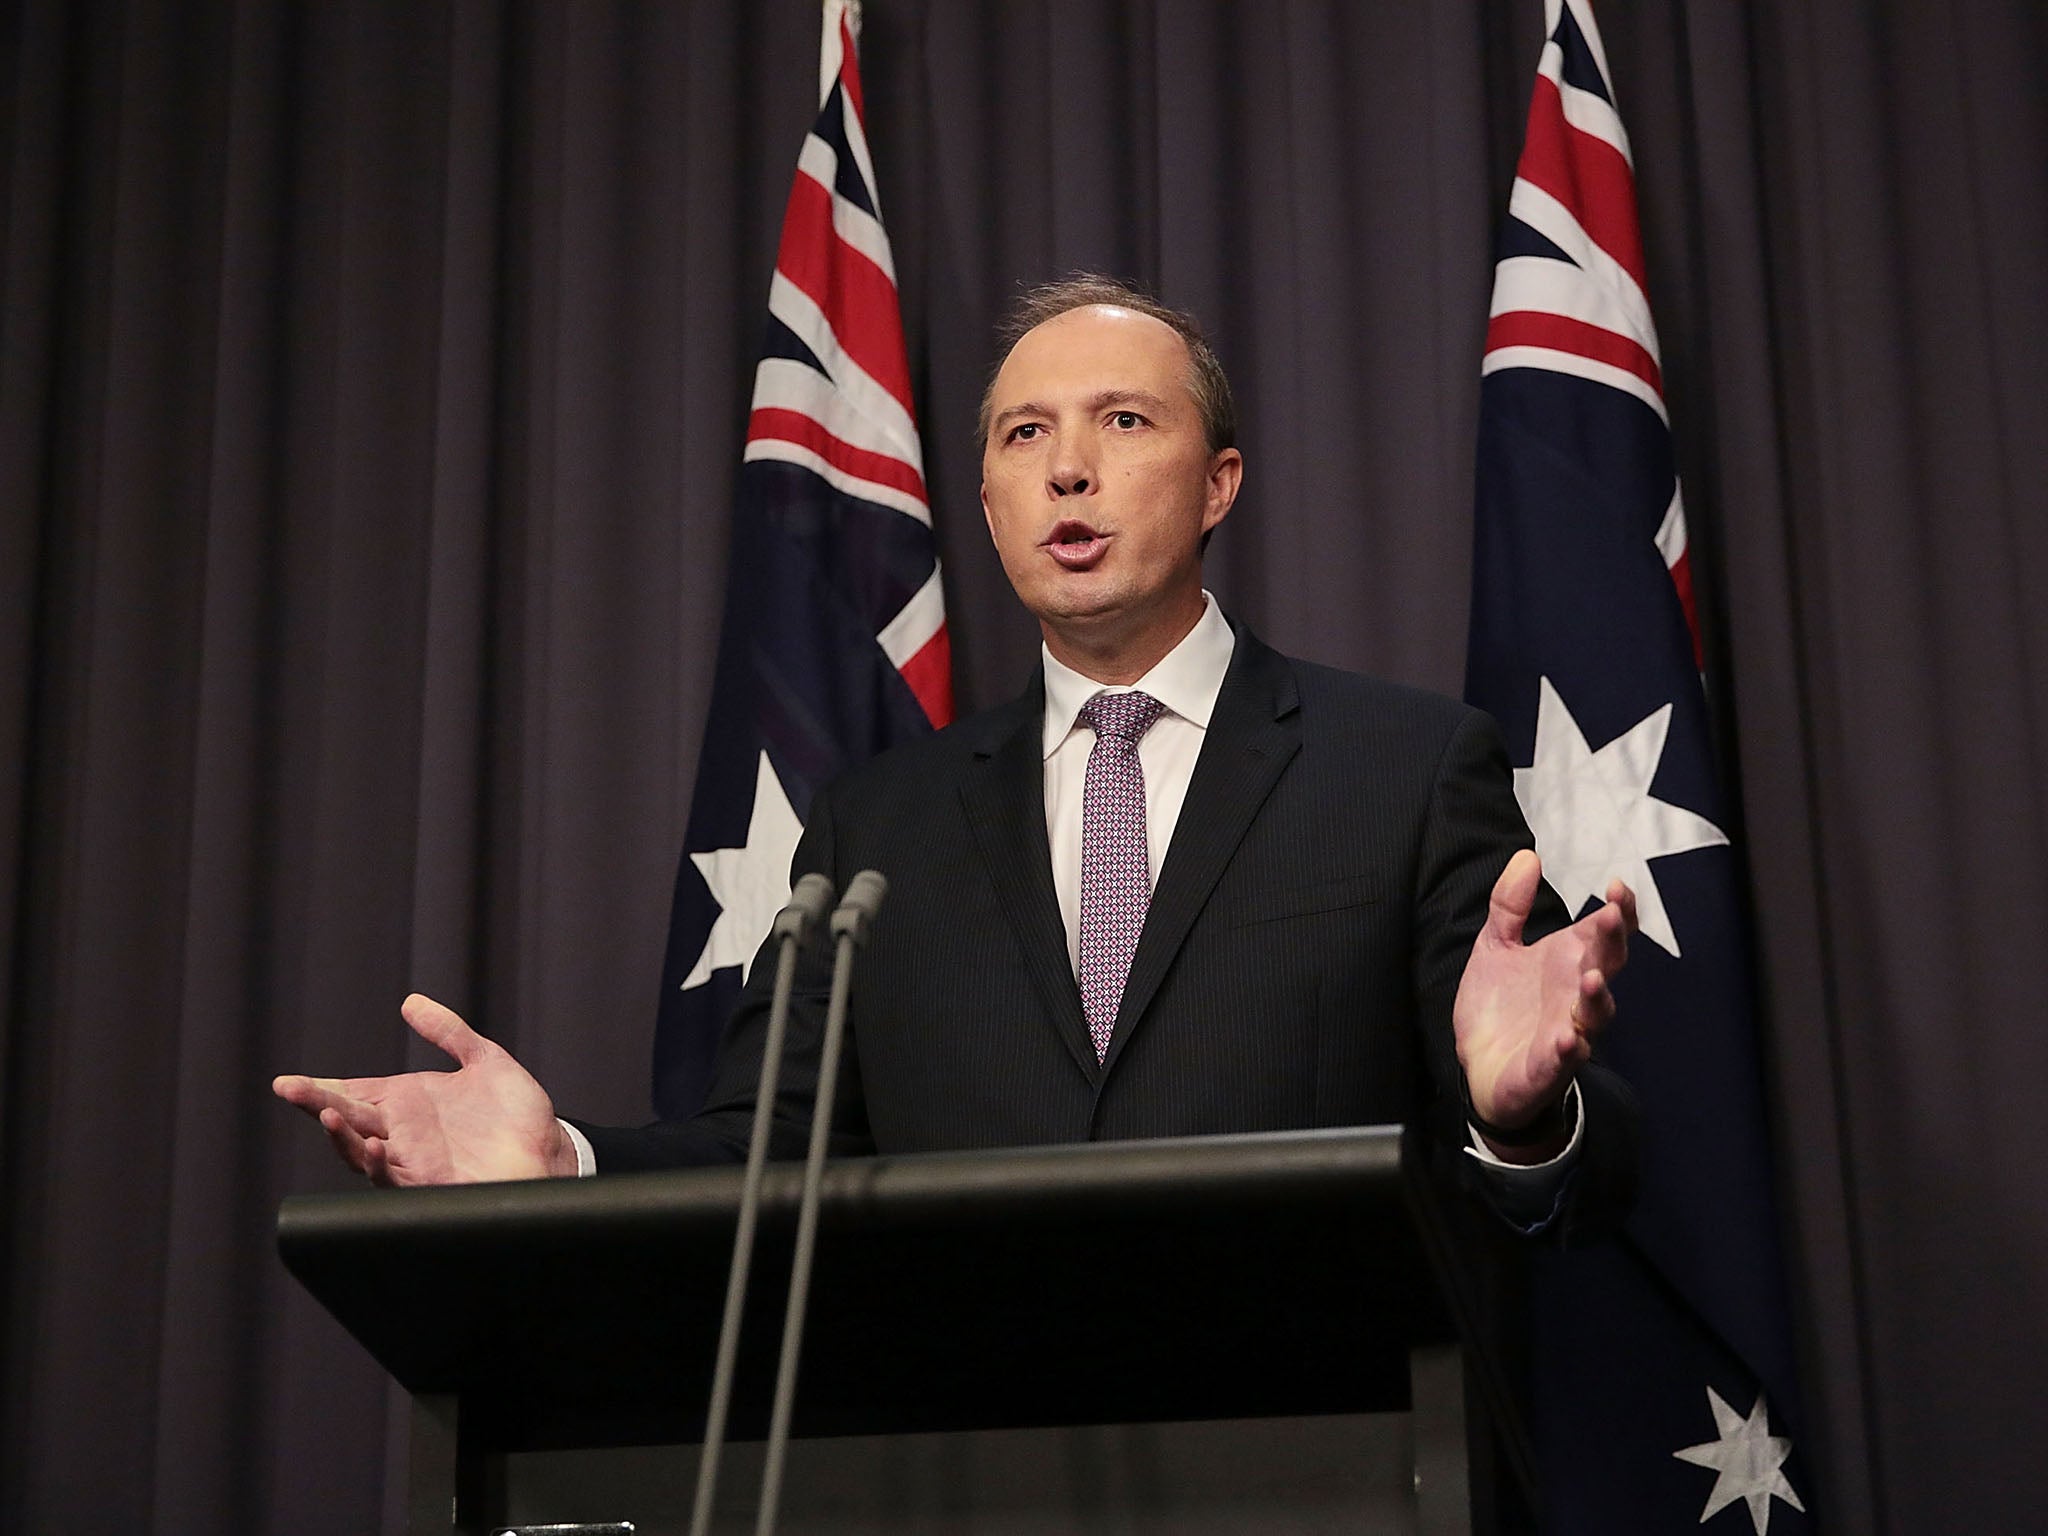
left=1454, top=849, right=1637, bottom=1159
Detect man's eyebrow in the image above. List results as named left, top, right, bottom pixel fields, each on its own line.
left=990, top=400, right=1051, bottom=433
left=991, top=389, right=1174, bottom=434
left=1086, top=388, right=1170, bottom=416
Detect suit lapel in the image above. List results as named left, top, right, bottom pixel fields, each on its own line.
left=957, top=677, right=1100, bottom=1080
left=1102, top=630, right=1302, bottom=1076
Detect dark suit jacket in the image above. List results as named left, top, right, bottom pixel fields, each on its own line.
left=582, top=626, right=1636, bottom=1239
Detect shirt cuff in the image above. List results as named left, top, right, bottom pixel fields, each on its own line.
left=1460, top=1080, right=1583, bottom=1230
left=559, top=1118, right=597, bottom=1178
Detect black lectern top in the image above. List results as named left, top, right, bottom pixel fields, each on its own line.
left=278, top=1125, right=1458, bottom=1450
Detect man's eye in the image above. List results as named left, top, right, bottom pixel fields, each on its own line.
left=1110, top=411, right=1142, bottom=429
left=1010, top=423, right=1043, bottom=442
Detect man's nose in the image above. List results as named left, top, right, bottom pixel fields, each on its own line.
left=1049, top=442, right=1095, bottom=497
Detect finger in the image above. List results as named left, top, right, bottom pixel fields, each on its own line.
left=319, top=1106, right=375, bottom=1176
left=1486, top=849, right=1544, bottom=946
left=1572, top=973, right=1615, bottom=1036
left=1536, top=1019, right=1591, bottom=1095
left=1605, top=878, right=1640, bottom=936
left=333, top=1093, right=391, bottom=1142
left=1552, top=981, right=1606, bottom=1067
left=272, top=1073, right=337, bottom=1111
left=1572, top=978, right=1605, bottom=1028
left=1552, top=1021, right=1593, bottom=1069
left=401, top=993, right=489, bottom=1068
left=278, top=1073, right=389, bottom=1146
left=275, top=1074, right=389, bottom=1134
left=1575, top=900, right=1631, bottom=978
left=364, top=1136, right=393, bottom=1187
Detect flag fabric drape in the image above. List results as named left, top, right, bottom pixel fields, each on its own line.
left=1466, top=3, right=1810, bottom=1531
left=653, top=0, right=951, bottom=1119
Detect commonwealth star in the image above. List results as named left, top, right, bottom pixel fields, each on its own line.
left=1513, top=675, right=1728, bottom=957
left=680, top=750, right=804, bottom=989
left=1674, top=1386, right=1804, bottom=1534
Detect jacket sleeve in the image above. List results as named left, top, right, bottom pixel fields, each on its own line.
left=573, top=782, right=876, bottom=1172
left=1408, top=706, right=1640, bottom=1244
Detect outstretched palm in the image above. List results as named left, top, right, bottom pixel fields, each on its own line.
left=273, top=994, right=568, bottom=1185
left=1455, top=849, right=1636, bottom=1133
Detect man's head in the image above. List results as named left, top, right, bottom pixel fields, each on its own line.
left=975, top=275, right=1237, bottom=455
left=978, top=276, right=1243, bottom=683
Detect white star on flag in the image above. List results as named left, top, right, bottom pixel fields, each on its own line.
left=1513, top=675, right=1729, bottom=957
left=1674, top=1386, right=1805, bottom=1534
left=680, top=750, right=804, bottom=989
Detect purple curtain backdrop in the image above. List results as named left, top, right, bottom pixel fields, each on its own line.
left=4, top=1, right=2043, bottom=1530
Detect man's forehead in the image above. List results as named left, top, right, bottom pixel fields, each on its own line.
left=993, top=304, right=1191, bottom=394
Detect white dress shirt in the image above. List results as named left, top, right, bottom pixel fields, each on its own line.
left=1039, top=591, right=1237, bottom=970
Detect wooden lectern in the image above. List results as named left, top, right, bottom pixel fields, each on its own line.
left=279, top=1125, right=1531, bottom=1535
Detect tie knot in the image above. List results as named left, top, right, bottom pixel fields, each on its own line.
left=1080, top=689, right=1166, bottom=746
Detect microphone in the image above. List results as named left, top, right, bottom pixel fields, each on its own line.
left=754, top=869, right=888, bottom=1536
left=687, top=872, right=834, bottom=1536
left=828, top=868, right=888, bottom=945
left=774, top=872, right=837, bottom=943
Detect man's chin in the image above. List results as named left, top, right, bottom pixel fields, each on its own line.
left=1030, top=582, right=1126, bottom=632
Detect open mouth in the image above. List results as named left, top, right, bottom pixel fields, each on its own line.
left=1043, top=520, right=1110, bottom=569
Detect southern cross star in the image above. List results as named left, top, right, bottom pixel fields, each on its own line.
left=680, top=749, right=803, bottom=989
left=1673, top=1386, right=1805, bottom=1534
left=1512, top=675, right=1728, bottom=957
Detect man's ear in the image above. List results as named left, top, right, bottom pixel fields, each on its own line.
left=1202, top=447, right=1244, bottom=535
left=981, top=480, right=996, bottom=542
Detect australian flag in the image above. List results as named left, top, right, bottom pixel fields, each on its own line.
left=654, top=0, right=952, bottom=1119
left=1466, top=3, right=1811, bottom=1531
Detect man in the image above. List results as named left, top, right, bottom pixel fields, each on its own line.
left=277, top=277, right=1638, bottom=1232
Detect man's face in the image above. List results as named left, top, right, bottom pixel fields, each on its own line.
left=980, top=305, right=1241, bottom=672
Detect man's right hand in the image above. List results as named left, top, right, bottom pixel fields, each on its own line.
left=273, top=993, right=577, bottom=1186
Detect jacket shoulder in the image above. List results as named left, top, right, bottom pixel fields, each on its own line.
left=814, top=688, right=1033, bottom=810
left=1283, top=654, right=1501, bottom=752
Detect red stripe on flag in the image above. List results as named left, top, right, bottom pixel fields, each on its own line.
left=1668, top=546, right=1703, bottom=668
left=1517, top=75, right=1648, bottom=293
left=898, top=625, right=954, bottom=728
left=837, top=13, right=866, bottom=132
left=776, top=173, right=916, bottom=419
left=1485, top=310, right=1663, bottom=398
left=747, top=406, right=929, bottom=504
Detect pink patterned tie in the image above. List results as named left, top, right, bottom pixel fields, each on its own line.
left=1077, top=690, right=1168, bottom=1062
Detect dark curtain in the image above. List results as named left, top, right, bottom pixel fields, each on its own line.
left=3, top=1, right=2041, bottom=1531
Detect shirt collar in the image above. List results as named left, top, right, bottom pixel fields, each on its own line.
left=1040, top=591, right=1236, bottom=759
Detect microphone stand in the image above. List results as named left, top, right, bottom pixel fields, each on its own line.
left=754, top=869, right=887, bottom=1536
left=686, top=871, right=835, bottom=1536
